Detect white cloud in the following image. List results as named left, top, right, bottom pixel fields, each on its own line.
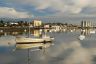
left=0, top=7, right=33, bottom=18
left=13, top=0, right=96, bottom=14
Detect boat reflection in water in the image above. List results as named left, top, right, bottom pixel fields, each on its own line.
left=15, top=34, right=54, bottom=50
left=15, top=26, right=54, bottom=50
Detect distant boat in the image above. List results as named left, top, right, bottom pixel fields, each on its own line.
left=90, top=30, right=95, bottom=34
left=78, top=35, right=85, bottom=40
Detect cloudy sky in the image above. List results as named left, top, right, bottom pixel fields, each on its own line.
left=0, top=0, right=96, bottom=18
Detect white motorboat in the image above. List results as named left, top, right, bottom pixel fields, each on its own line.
left=90, top=30, right=95, bottom=34
left=15, top=36, right=54, bottom=50
left=15, top=22, right=54, bottom=50
left=15, top=35, right=54, bottom=50
left=78, top=35, right=85, bottom=40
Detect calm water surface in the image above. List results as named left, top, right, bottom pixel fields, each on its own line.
left=0, top=32, right=96, bottom=64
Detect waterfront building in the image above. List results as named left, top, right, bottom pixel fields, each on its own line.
left=44, top=24, right=50, bottom=32
left=32, top=20, right=42, bottom=37
left=32, top=20, right=42, bottom=27
left=51, top=25, right=61, bottom=32
left=81, top=21, right=92, bottom=28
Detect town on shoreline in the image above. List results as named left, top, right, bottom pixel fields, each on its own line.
left=0, top=19, right=95, bottom=34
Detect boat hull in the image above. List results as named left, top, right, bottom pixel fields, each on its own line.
left=15, top=37, right=53, bottom=50
left=16, top=37, right=44, bottom=43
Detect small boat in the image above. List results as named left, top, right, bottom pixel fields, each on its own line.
left=90, top=30, right=95, bottom=34
left=15, top=35, right=54, bottom=50
left=78, top=35, right=85, bottom=40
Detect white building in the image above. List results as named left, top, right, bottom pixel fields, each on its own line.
left=51, top=25, right=61, bottom=32
left=32, top=20, right=42, bottom=27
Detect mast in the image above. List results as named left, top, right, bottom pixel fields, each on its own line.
left=27, top=49, right=30, bottom=64
left=28, top=22, right=30, bottom=37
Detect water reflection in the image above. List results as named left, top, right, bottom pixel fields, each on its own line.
left=0, top=29, right=96, bottom=64
left=0, top=29, right=42, bottom=36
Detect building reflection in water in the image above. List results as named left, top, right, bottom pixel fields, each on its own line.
left=0, top=29, right=43, bottom=37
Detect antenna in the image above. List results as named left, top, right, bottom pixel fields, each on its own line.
left=27, top=16, right=31, bottom=64
left=28, top=15, right=31, bottom=37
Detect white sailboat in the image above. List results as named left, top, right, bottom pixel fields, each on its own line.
left=15, top=23, right=54, bottom=50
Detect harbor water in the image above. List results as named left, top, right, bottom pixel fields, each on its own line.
left=0, top=31, right=96, bottom=64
